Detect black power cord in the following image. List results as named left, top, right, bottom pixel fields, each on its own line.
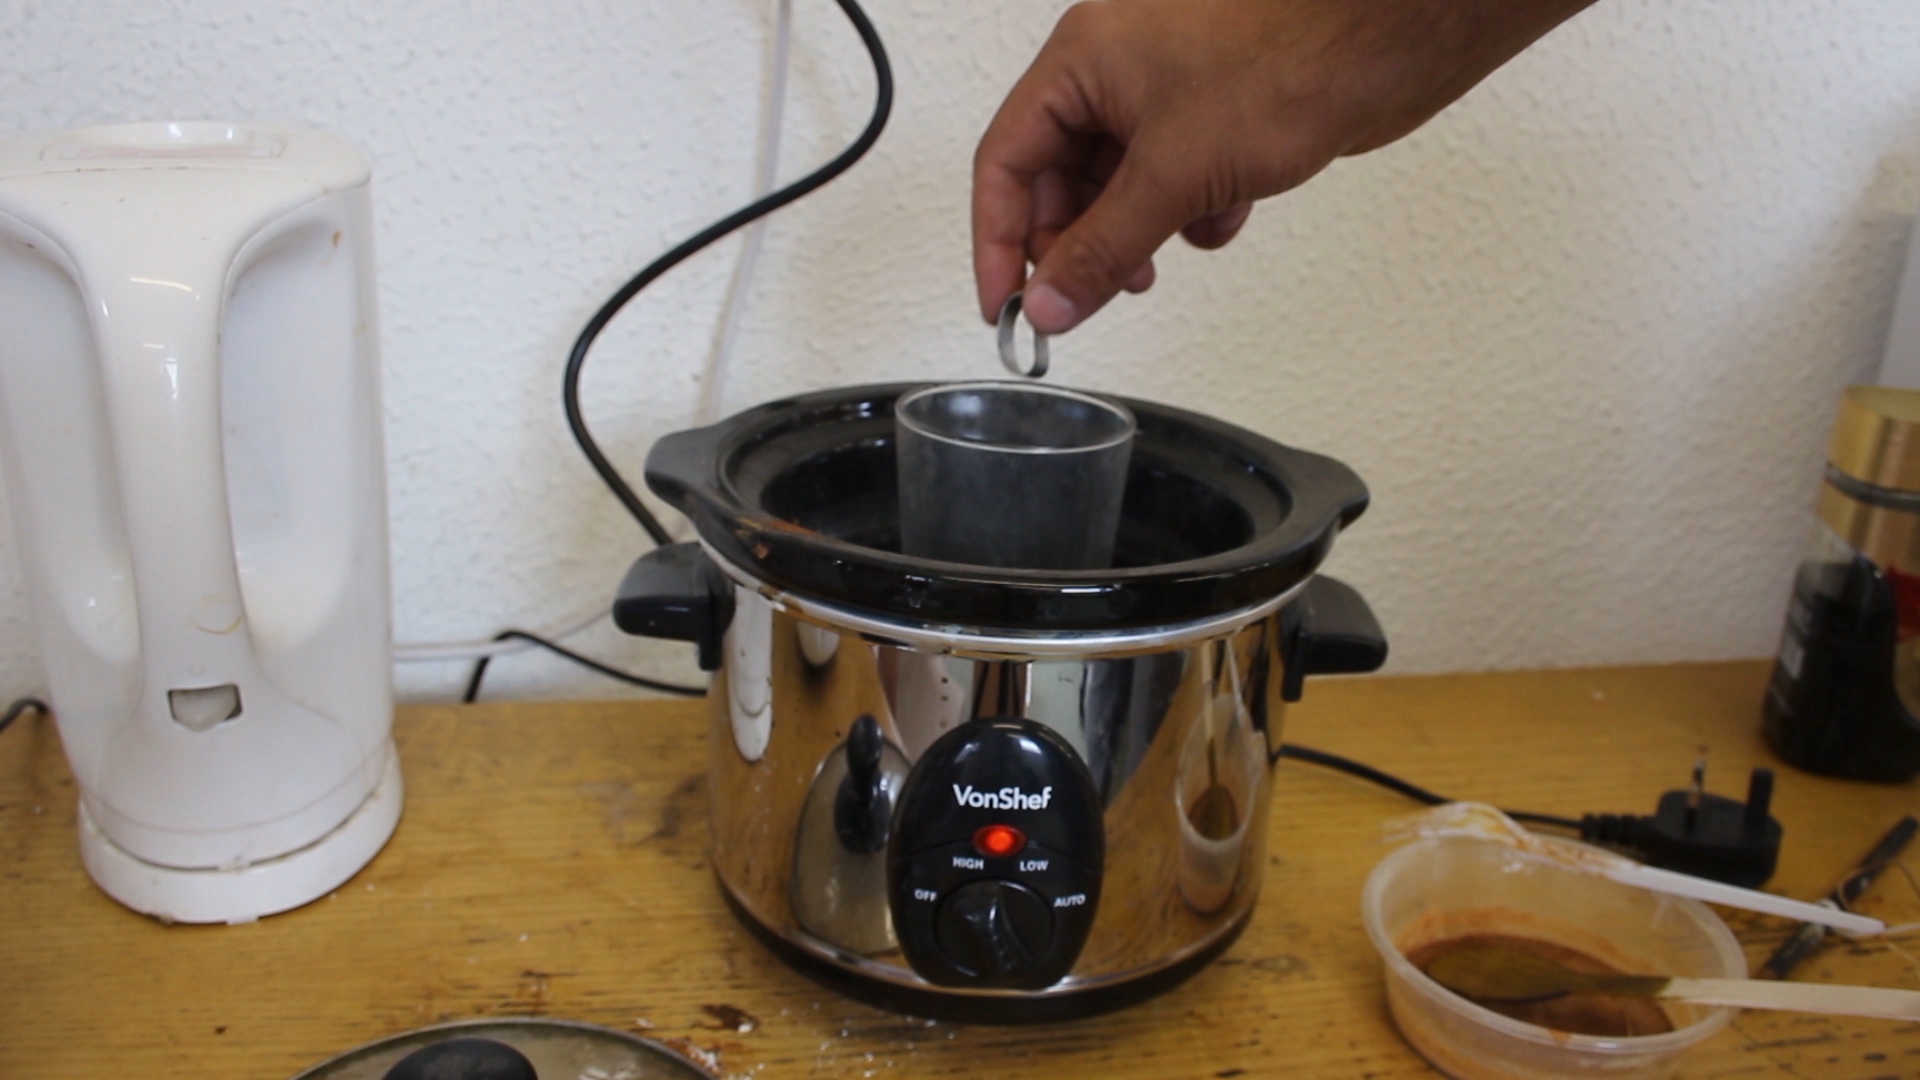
left=462, top=631, right=704, bottom=703
left=1274, top=743, right=1582, bottom=831
left=1277, top=743, right=1785, bottom=886
left=562, top=0, right=894, bottom=543
left=0, top=696, right=48, bottom=735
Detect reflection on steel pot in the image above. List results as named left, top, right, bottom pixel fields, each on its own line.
left=613, top=383, right=1387, bottom=1022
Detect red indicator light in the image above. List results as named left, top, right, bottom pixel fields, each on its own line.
left=973, top=824, right=1026, bottom=858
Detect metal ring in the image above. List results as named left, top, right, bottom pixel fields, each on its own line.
left=997, top=291, right=1050, bottom=379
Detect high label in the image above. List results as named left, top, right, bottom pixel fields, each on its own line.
left=951, top=784, right=1053, bottom=811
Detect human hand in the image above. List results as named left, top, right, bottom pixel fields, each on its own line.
left=973, top=0, right=1598, bottom=334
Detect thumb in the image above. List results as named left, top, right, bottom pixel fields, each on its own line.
left=1023, top=154, right=1195, bottom=334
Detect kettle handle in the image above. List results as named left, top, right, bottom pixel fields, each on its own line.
left=88, top=239, right=271, bottom=717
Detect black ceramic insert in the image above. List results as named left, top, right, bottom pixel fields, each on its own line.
left=643, top=382, right=1368, bottom=631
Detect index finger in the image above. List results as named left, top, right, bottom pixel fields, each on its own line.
left=972, top=55, right=1101, bottom=323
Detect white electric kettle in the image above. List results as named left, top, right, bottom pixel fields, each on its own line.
left=0, top=122, right=401, bottom=923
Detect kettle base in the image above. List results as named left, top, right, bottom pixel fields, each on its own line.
left=78, top=748, right=403, bottom=924
left=718, top=883, right=1252, bottom=1024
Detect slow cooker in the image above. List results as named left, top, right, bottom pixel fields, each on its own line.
left=613, top=382, right=1386, bottom=1021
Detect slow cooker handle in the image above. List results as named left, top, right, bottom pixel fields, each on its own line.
left=642, top=420, right=734, bottom=520
left=612, top=542, right=735, bottom=671
left=1280, top=576, right=1387, bottom=702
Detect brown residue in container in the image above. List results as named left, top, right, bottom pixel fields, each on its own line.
left=1406, top=933, right=1674, bottom=1038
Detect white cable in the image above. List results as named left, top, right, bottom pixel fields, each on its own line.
left=698, top=0, right=793, bottom=426
left=394, top=0, right=796, bottom=658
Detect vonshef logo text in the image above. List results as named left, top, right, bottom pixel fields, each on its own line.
left=952, top=784, right=1053, bottom=811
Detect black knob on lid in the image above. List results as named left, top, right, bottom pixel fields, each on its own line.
left=383, top=1037, right=539, bottom=1080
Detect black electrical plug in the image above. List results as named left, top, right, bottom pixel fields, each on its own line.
left=1579, top=763, right=1783, bottom=888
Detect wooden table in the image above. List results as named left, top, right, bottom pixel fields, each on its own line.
left=4, top=661, right=1916, bottom=1079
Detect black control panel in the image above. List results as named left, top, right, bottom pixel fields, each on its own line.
left=886, top=718, right=1104, bottom=990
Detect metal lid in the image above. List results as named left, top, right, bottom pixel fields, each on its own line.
left=288, top=1018, right=713, bottom=1080
left=1829, top=385, right=1920, bottom=493
left=644, top=382, right=1369, bottom=631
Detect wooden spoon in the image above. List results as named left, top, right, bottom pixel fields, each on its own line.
left=1425, top=941, right=1920, bottom=1021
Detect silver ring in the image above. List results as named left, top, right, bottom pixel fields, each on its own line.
left=997, top=292, right=1050, bottom=378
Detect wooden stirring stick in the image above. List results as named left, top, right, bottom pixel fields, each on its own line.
left=1425, top=941, right=1920, bottom=1022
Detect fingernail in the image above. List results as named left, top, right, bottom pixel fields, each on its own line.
left=1023, top=282, right=1080, bottom=334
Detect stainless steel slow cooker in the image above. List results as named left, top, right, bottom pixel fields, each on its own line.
left=613, top=382, right=1385, bottom=1021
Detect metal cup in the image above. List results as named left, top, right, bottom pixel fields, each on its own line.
left=895, top=381, right=1135, bottom=570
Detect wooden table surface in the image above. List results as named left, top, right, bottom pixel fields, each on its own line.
left=4, top=661, right=1917, bottom=1079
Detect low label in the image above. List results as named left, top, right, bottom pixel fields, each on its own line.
left=1019, top=859, right=1049, bottom=872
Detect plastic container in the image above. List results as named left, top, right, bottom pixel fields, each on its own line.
left=1363, top=838, right=1746, bottom=1080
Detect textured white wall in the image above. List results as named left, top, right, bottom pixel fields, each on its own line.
left=2, top=0, right=1920, bottom=702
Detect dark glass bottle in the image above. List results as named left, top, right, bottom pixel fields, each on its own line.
left=1763, top=387, right=1920, bottom=783
left=1762, top=525, right=1920, bottom=780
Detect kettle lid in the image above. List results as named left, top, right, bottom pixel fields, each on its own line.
left=0, top=121, right=368, bottom=186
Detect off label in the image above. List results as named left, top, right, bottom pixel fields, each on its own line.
left=912, top=888, right=938, bottom=902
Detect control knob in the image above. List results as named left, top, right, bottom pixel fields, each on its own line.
left=934, top=879, right=1053, bottom=983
